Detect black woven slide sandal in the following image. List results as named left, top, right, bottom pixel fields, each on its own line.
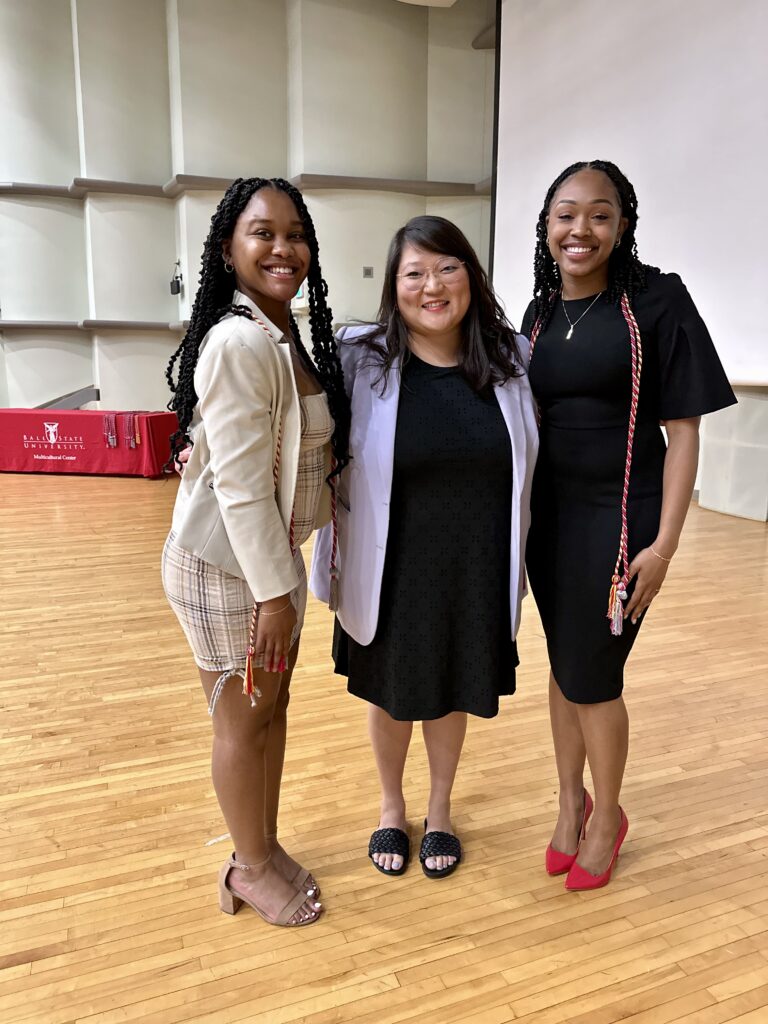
left=368, top=826, right=410, bottom=876
left=419, top=819, right=462, bottom=879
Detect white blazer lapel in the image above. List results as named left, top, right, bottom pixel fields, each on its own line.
left=369, top=359, right=400, bottom=500
left=494, top=378, right=533, bottom=636
left=335, top=353, right=401, bottom=643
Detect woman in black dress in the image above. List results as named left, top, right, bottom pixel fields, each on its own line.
left=313, top=217, right=539, bottom=878
left=522, top=161, right=736, bottom=890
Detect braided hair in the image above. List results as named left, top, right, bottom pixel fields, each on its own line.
left=166, top=177, right=350, bottom=476
left=531, top=159, right=655, bottom=331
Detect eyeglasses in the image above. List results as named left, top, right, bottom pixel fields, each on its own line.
left=395, top=258, right=466, bottom=291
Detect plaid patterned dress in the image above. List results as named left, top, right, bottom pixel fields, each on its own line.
left=163, top=393, right=333, bottom=674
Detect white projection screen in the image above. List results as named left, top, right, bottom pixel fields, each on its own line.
left=492, top=0, right=768, bottom=385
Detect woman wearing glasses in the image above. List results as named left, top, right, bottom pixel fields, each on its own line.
left=312, top=216, right=538, bottom=878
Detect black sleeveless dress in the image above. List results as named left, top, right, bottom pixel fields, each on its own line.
left=522, top=271, right=736, bottom=704
left=333, top=352, right=518, bottom=721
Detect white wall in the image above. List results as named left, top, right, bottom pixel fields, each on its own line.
left=291, top=0, right=429, bottom=179
left=286, top=0, right=305, bottom=176
left=171, top=0, right=287, bottom=178
left=74, top=0, right=172, bottom=182
left=0, top=0, right=80, bottom=184
left=699, top=389, right=768, bottom=521
left=2, top=332, right=93, bottom=407
left=0, top=199, right=88, bottom=320
left=94, top=333, right=183, bottom=410
left=493, top=0, right=768, bottom=384
left=85, top=196, right=177, bottom=321
left=174, top=192, right=221, bottom=320
left=0, top=339, right=8, bottom=406
left=426, top=196, right=491, bottom=271
left=427, top=0, right=494, bottom=183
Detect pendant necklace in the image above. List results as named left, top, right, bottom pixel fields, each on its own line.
left=561, top=290, right=603, bottom=340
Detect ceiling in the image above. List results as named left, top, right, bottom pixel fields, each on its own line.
left=394, top=1, right=460, bottom=8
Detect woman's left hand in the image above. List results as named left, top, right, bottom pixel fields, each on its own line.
left=624, top=547, right=670, bottom=624
left=175, top=445, right=192, bottom=476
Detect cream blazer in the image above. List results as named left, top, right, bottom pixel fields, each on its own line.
left=171, top=290, right=332, bottom=602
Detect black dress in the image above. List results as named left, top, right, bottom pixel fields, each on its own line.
left=334, top=352, right=518, bottom=721
left=522, top=271, right=736, bottom=704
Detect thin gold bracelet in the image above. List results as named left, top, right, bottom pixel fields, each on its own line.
left=650, top=545, right=672, bottom=563
left=258, top=600, right=292, bottom=617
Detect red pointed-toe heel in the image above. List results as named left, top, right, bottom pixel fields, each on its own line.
left=545, top=790, right=594, bottom=876
left=565, top=807, right=629, bottom=891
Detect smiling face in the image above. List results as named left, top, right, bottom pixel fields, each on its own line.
left=394, top=243, right=471, bottom=347
left=221, top=187, right=311, bottom=319
left=546, top=169, right=628, bottom=296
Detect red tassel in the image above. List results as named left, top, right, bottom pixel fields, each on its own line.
left=607, top=575, right=624, bottom=636
left=243, top=649, right=256, bottom=705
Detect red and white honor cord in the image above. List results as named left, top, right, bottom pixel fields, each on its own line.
left=528, top=291, right=643, bottom=636
left=233, top=304, right=340, bottom=700
left=328, top=458, right=340, bottom=613
left=606, top=295, right=643, bottom=635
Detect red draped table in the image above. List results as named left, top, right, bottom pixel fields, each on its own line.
left=0, top=409, right=178, bottom=478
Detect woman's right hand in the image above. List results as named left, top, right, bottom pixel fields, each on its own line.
left=255, top=594, right=297, bottom=673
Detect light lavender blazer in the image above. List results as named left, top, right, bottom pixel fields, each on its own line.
left=310, top=326, right=539, bottom=644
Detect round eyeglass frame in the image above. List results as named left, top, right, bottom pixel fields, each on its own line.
left=395, top=259, right=467, bottom=290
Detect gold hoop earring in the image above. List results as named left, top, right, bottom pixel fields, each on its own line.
left=223, top=260, right=235, bottom=274
left=614, top=237, right=622, bottom=249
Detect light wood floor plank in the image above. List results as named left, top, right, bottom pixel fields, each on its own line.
left=1, top=474, right=766, bottom=1023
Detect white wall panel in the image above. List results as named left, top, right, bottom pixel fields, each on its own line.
left=0, top=339, right=9, bottom=406
left=699, top=389, right=768, bottom=522
left=94, top=333, right=182, bottom=411
left=295, top=0, right=428, bottom=179
left=0, top=199, right=88, bottom=320
left=173, top=0, right=287, bottom=178
left=286, top=0, right=305, bottom=177
left=74, top=0, right=172, bottom=182
left=174, top=192, right=223, bottom=320
left=85, top=196, right=177, bottom=321
left=427, top=0, right=494, bottom=183
left=426, top=196, right=491, bottom=270
left=0, top=0, right=80, bottom=183
left=2, top=332, right=92, bottom=408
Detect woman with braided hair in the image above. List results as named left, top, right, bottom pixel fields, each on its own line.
left=522, top=161, right=735, bottom=890
left=162, top=177, right=350, bottom=925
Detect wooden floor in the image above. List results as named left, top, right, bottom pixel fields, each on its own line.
left=2, top=474, right=768, bottom=1024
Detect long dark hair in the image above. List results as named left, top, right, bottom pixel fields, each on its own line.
left=531, top=159, right=656, bottom=331
left=355, top=215, right=521, bottom=391
left=166, top=176, right=350, bottom=474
